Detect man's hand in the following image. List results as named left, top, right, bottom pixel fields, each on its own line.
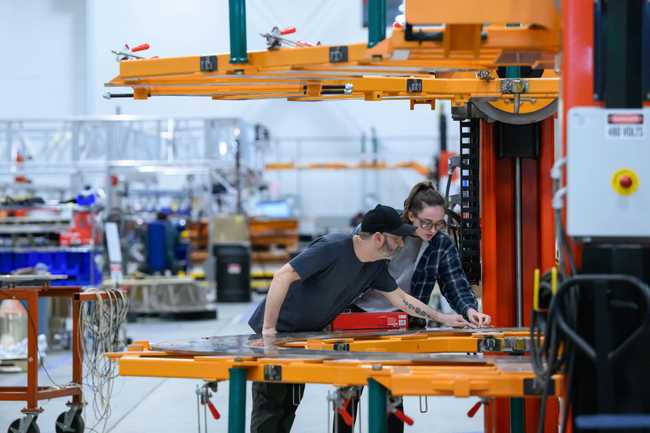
left=438, top=313, right=474, bottom=328
left=262, top=327, right=277, bottom=337
left=261, top=332, right=278, bottom=355
left=466, top=308, right=491, bottom=327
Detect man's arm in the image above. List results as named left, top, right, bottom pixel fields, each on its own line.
left=381, top=288, right=473, bottom=328
left=262, top=263, right=301, bottom=335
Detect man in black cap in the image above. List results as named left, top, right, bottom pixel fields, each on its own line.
left=248, top=204, right=469, bottom=433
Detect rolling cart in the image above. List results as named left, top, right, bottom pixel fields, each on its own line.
left=0, top=275, right=110, bottom=433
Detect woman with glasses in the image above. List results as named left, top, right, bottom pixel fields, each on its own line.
left=335, top=181, right=491, bottom=433
left=353, top=180, right=491, bottom=327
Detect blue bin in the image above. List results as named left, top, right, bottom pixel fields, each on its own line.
left=13, top=253, right=28, bottom=269
left=64, top=252, right=81, bottom=284
left=33, top=252, right=50, bottom=270
left=26, top=252, right=39, bottom=267
left=51, top=252, right=66, bottom=275
left=0, top=252, right=12, bottom=273
left=78, top=253, right=91, bottom=284
left=2, top=249, right=102, bottom=286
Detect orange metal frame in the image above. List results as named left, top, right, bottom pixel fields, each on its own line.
left=404, top=0, right=559, bottom=31
left=265, top=161, right=431, bottom=177
left=110, top=336, right=561, bottom=399
left=284, top=329, right=531, bottom=353
left=0, top=284, right=113, bottom=414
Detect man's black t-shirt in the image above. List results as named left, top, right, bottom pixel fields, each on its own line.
left=248, top=233, right=398, bottom=334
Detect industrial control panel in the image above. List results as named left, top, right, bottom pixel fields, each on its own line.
left=567, top=107, right=650, bottom=239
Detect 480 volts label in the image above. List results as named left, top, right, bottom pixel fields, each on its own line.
left=606, top=113, right=645, bottom=139
left=606, top=124, right=645, bottom=139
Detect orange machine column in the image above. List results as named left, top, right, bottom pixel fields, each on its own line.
left=481, top=116, right=559, bottom=433
left=480, top=120, right=515, bottom=433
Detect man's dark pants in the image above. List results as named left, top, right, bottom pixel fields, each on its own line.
left=251, top=382, right=305, bottom=433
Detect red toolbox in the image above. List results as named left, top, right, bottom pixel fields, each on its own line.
left=331, top=311, right=408, bottom=331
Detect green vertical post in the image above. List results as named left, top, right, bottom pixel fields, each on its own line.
left=368, top=0, right=386, bottom=48
left=509, top=398, right=525, bottom=433
left=368, top=379, right=388, bottom=433
left=228, top=0, right=248, bottom=63
left=505, top=66, right=521, bottom=78
left=228, top=368, right=247, bottom=433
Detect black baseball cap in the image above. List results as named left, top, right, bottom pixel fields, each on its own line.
left=361, top=204, right=416, bottom=237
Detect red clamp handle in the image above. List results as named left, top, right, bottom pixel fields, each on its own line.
left=280, top=26, right=296, bottom=35
left=337, top=399, right=354, bottom=427
left=393, top=409, right=414, bottom=426
left=207, top=400, right=221, bottom=420
left=131, top=43, right=150, bottom=52
left=467, top=401, right=482, bottom=418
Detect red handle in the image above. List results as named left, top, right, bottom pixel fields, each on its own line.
left=393, top=409, right=414, bottom=426
left=280, top=26, right=296, bottom=35
left=467, top=401, right=482, bottom=418
left=337, top=399, right=354, bottom=427
left=131, top=43, right=150, bottom=52
left=207, top=400, right=221, bottom=420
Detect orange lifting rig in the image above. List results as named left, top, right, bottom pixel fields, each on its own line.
left=105, top=0, right=560, bottom=123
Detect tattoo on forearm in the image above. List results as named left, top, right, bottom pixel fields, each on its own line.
left=402, top=299, right=435, bottom=321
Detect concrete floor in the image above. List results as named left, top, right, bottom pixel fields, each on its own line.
left=0, top=299, right=483, bottom=433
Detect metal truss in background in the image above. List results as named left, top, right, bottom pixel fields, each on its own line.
left=0, top=116, right=270, bottom=214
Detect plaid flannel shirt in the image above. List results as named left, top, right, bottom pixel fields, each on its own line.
left=410, top=232, right=478, bottom=318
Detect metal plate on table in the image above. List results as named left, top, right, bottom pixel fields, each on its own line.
left=151, top=327, right=530, bottom=365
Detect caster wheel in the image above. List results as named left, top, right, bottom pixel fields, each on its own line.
left=55, top=412, right=84, bottom=433
left=8, top=418, right=40, bottom=433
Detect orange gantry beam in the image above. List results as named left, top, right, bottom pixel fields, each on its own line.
left=107, top=16, right=560, bottom=111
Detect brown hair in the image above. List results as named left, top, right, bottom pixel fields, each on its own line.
left=403, top=181, right=445, bottom=221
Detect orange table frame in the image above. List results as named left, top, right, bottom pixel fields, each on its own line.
left=0, top=283, right=108, bottom=414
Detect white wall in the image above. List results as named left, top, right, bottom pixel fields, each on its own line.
left=0, top=0, right=87, bottom=117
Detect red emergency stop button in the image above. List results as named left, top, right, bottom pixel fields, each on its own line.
left=619, top=175, right=633, bottom=189
left=612, top=169, right=639, bottom=195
